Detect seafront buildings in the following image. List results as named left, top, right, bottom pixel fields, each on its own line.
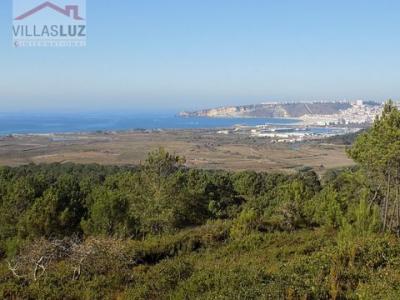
left=215, top=100, right=399, bottom=143
left=246, top=101, right=391, bottom=143
left=300, top=100, right=383, bottom=126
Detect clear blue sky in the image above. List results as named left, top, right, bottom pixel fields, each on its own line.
left=1, top=0, right=400, bottom=112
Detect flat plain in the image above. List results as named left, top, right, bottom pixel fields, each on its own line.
left=0, top=130, right=355, bottom=173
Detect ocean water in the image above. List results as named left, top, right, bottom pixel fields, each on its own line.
left=0, top=112, right=300, bottom=135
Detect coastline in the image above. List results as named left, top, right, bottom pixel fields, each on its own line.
left=0, top=115, right=301, bottom=136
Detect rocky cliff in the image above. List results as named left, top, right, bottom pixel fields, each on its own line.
left=179, top=102, right=353, bottom=118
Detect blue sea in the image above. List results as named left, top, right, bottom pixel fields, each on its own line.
left=0, top=112, right=300, bottom=135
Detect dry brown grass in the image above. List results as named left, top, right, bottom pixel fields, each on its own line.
left=0, top=130, right=354, bottom=173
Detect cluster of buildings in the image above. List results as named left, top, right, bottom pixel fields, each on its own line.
left=248, top=126, right=360, bottom=143
left=216, top=100, right=400, bottom=143
left=250, top=127, right=311, bottom=139
left=300, top=100, right=383, bottom=126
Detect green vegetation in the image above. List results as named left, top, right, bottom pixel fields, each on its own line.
left=323, top=129, right=366, bottom=145
left=0, top=102, right=400, bottom=299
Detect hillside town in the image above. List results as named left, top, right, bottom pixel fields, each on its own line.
left=300, top=100, right=384, bottom=125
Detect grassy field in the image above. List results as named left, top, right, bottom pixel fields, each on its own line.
left=0, top=130, right=354, bottom=173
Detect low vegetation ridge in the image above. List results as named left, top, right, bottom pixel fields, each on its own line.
left=0, top=101, right=399, bottom=299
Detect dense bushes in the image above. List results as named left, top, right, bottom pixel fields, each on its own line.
left=1, top=153, right=398, bottom=299
left=0, top=149, right=318, bottom=252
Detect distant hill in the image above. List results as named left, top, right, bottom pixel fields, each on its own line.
left=180, top=102, right=355, bottom=118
